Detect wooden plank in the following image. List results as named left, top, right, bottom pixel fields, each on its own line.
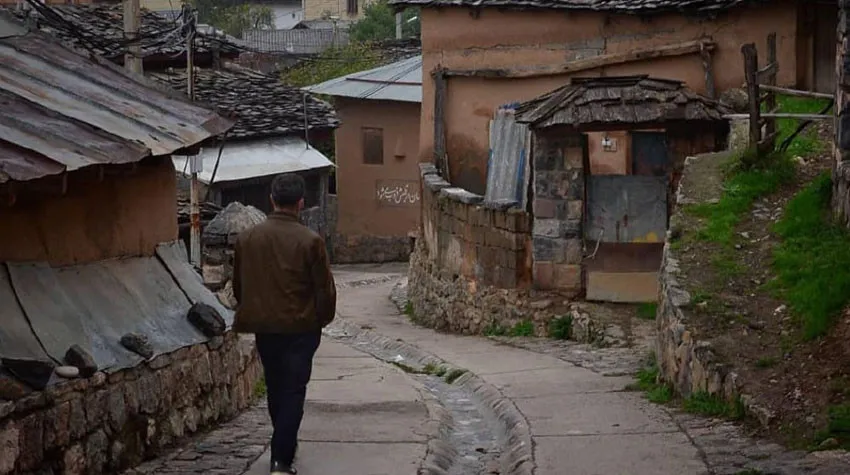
left=724, top=113, right=833, bottom=120
left=700, top=42, right=716, bottom=99
left=444, top=39, right=716, bottom=79
left=764, top=33, right=778, bottom=151
left=757, top=62, right=778, bottom=83
left=759, top=84, right=834, bottom=99
left=432, top=67, right=449, bottom=179
left=742, top=43, right=762, bottom=155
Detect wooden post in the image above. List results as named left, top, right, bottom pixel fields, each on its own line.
left=433, top=67, right=449, bottom=179
left=742, top=43, right=761, bottom=161
left=186, top=7, right=202, bottom=268
left=700, top=40, right=716, bottom=99
left=123, top=0, right=142, bottom=73
left=764, top=32, right=778, bottom=151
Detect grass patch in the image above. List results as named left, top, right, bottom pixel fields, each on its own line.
left=734, top=470, right=764, bottom=475
left=390, top=360, right=421, bottom=374
left=683, top=392, right=746, bottom=420
left=547, top=315, right=573, bottom=340
left=444, top=368, right=467, bottom=384
left=254, top=377, right=267, bottom=398
left=510, top=320, right=535, bottom=337
left=636, top=303, right=658, bottom=321
left=689, top=152, right=795, bottom=247
left=771, top=174, right=850, bottom=339
left=483, top=322, right=508, bottom=337
left=772, top=95, right=832, bottom=158
left=403, top=301, right=414, bottom=317
left=755, top=356, right=779, bottom=369
left=626, top=359, right=674, bottom=404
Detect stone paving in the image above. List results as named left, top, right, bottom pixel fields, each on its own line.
left=124, top=264, right=850, bottom=475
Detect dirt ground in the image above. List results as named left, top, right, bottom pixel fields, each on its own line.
left=672, top=123, right=850, bottom=448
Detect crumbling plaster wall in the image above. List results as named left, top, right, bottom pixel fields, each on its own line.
left=418, top=3, right=799, bottom=193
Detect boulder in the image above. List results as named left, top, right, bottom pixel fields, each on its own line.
left=0, top=358, right=55, bottom=391
left=188, top=302, right=226, bottom=338
left=64, top=345, right=98, bottom=378
left=202, top=202, right=265, bottom=247
left=718, top=88, right=749, bottom=113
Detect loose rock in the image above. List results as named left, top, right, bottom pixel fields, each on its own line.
left=64, top=345, right=98, bottom=378
left=120, top=333, right=154, bottom=359
left=55, top=366, right=80, bottom=379
left=188, top=302, right=226, bottom=337
left=1, top=358, right=55, bottom=390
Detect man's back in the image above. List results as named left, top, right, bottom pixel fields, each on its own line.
left=232, top=211, right=336, bottom=335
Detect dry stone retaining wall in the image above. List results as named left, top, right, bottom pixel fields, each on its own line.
left=0, top=331, right=260, bottom=475
left=834, top=1, right=850, bottom=225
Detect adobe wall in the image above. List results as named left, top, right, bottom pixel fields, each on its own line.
left=409, top=163, right=578, bottom=335
left=0, top=157, right=178, bottom=267
left=418, top=2, right=799, bottom=193
left=333, top=97, right=422, bottom=263
left=0, top=331, right=261, bottom=475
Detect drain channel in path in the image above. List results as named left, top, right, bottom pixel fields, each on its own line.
left=325, top=328, right=503, bottom=475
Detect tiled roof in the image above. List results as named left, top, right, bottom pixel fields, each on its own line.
left=149, top=66, right=339, bottom=141
left=388, top=0, right=769, bottom=13
left=3, top=3, right=241, bottom=63
left=0, top=14, right=232, bottom=184
left=515, top=75, right=729, bottom=128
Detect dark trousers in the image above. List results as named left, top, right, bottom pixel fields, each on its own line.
left=255, top=331, right=321, bottom=465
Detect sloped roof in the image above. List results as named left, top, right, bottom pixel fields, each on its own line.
left=0, top=16, right=233, bottom=184
left=388, top=0, right=769, bottom=13
left=3, top=3, right=241, bottom=62
left=149, top=66, right=339, bottom=141
left=515, top=75, right=729, bottom=128
left=304, top=55, right=422, bottom=103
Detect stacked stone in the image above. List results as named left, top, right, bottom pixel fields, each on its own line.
left=530, top=133, right=585, bottom=295
left=834, top=1, right=850, bottom=224
left=201, top=202, right=266, bottom=308
left=0, top=332, right=261, bottom=475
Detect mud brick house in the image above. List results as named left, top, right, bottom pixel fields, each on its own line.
left=10, top=3, right=340, bottom=241
left=0, top=14, right=261, bottom=474
left=306, top=55, right=422, bottom=263
left=408, top=76, right=728, bottom=334
left=389, top=0, right=838, bottom=195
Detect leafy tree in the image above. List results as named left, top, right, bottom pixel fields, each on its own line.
left=349, top=1, right=420, bottom=43
left=281, top=42, right=384, bottom=88
left=192, top=0, right=274, bottom=38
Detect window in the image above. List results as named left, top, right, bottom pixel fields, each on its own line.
left=362, top=127, right=384, bottom=164
left=346, top=0, right=358, bottom=16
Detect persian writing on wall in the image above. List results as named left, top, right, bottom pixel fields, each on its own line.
left=376, top=180, right=420, bottom=207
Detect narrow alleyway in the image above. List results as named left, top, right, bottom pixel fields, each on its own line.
left=127, top=264, right=850, bottom=475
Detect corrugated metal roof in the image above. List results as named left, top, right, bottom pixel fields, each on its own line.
left=172, top=137, right=334, bottom=184
left=304, top=55, right=422, bottom=103
left=388, top=0, right=769, bottom=14
left=0, top=17, right=233, bottom=183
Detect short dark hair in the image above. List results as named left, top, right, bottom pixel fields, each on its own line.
left=270, top=173, right=305, bottom=207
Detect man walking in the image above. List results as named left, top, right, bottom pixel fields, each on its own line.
left=232, top=173, right=336, bottom=475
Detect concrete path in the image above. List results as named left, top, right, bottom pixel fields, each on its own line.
left=244, top=338, right=433, bottom=475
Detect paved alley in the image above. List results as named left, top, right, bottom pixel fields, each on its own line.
left=127, top=264, right=850, bottom=475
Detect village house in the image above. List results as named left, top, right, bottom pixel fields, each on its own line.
left=0, top=13, right=260, bottom=474
left=10, top=3, right=340, bottom=243
left=305, top=55, right=422, bottom=263
left=389, top=0, right=837, bottom=195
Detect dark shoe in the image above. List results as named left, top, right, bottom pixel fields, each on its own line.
left=270, top=460, right=297, bottom=475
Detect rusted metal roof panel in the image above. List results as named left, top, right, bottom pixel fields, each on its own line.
left=388, top=0, right=771, bottom=13
left=0, top=19, right=233, bottom=183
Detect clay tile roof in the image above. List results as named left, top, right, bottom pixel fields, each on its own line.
left=515, top=75, right=729, bottom=128
left=388, top=0, right=770, bottom=14
left=149, top=66, right=339, bottom=141
left=2, top=3, right=241, bottom=61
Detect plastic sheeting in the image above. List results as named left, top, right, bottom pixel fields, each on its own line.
left=0, top=240, right=233, bottom=376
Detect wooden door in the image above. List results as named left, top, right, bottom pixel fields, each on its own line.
left=813, top=2, right=838, bottom=94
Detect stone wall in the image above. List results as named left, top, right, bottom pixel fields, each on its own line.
left=656, top=153, right=741, bottom=403
left=834, top=1, right=850, bottom=224
left=408, top=163, right=577, bottom=335
left=0, top=331, right=260, bottom=475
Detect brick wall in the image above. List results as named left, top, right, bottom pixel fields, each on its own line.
left=409, top=164, right=575, bottom=335
left=834, top=1, right=850, bottom=223
left=531, top=131, right=585, bottom=295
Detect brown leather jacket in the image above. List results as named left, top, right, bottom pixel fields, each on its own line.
left=231, top=211, right=336, bottom=334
